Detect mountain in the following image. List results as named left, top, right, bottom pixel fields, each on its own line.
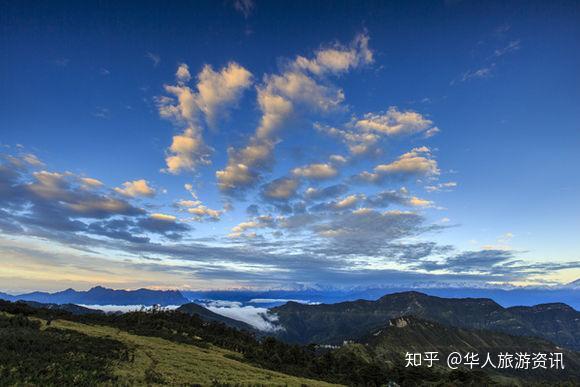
left=506, top=302, right=580, bottom=350
left=0, top=291, right=16, bottom=302
left=4, top=286, right=189, bottom=306
left=563, top=278, right=580, bottom=290
left=177, top=302, right=254, bottom=331
left=182, top=286, right=580, bottom=309
left=358, top=315, right=580, bottom=382
left=271, top=291, right=580, bottom=350
left=18, top=301, right=104, bottom=315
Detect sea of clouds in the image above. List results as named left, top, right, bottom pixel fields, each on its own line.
left=79, top=298, right=318, bottom=331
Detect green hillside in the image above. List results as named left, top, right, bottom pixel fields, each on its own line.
left=51, top=318, right=338, bottom=386
left=0, top=312, right=337, bottom=386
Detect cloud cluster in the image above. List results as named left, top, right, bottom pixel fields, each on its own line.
left=292, top=163, right=338, bottom=180
left=3, top=151, right=574, bottom=290
left=115, top=179, right=156, bottom=198
left=0, top=154, right=190, bottom=245
left=316, top=107, right=439, bottom=157
left=216, top=33, right=373, bottom=195
left=158, top=62, right=252, bottom=174
left=355, top=146, right=439, bottom=184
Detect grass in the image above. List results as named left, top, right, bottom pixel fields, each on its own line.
left=47, top=318, right=340, bottom=386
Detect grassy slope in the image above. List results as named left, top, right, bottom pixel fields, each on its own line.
left=47, top=318, right=339, bottom=386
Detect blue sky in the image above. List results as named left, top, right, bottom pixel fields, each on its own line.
left=1, top=0, right=579, bottom=292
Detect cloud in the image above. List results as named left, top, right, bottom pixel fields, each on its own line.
left=92, top=107, right=110, bottom=119
left=311, top=193, right=365, bottom=212
left=186, top=205, right=222, bottom=221
left=315, top=122, right=381, bottom=156
left=229, top=215, right=275, bottom=238
left=421, top=249, right=517, bottom=273
left=203, top=301, right=281, bottom=331
left=457, top=65, right=495, bottom=83
left=196, top=62, right=253, bottom=125
left=176, top=198, right=223, bottom=222
left=451, top=30, right=521, bottom=85
left=303, top=184, right=349, bottom=201
left=233, top=0, right=255, bottom=18
left=22, top=153, right=44, bottom=167
left=176, top=63, right=192, bottom=84
left=493, top=39, right=521, bottom=58
left=164, top=128, right=212, bottom=174
left=355, top=146, right=439, bottom=184
left=354, top=107, right=435, bottom=136
left=426, top=181, right=457, bottom=192
left=363, top=188, right=433, bottom=208
left=80, top=177, right=104, bottom=188
left=146, top=52, right=160, bottom=67
left=312, top=209, right=429, bottom=251
left=87, top=218, right=150, bottom=244
left=216, top=33, right=373, bottom=195
left=407, top=196, right=434, bottom=208
left=261, top=177, right=300, bottom=201
left=292, top=163, right=338, bottom=180
left=292, top=32, right=373, bottom=75
left=137, top=213, right=190, bottom=240
left=0, top=153, right=195, bottom=244
left=316, top=107, right=439, bottom=157
left=158, top=62, right=252, bottom=174
left=115, top=179, right=156, bottom=198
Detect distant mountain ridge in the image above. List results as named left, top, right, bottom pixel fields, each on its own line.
left=272, top=291, right=580, bottom=350
left=0, top=286, right=189, bottom=306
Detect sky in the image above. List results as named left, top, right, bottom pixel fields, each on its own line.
left=1, top=0, right=579, bottom=293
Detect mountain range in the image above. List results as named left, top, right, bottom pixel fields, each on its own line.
left=272, top=291, right=580, bottom=351
left=0, top=286, right=188, bottom=306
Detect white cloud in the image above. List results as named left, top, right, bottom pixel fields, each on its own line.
left=426, top=182, right=457, bottom=192
left=335, top=194, right=364, bottom=209
left=176, top=63, right=192, bottom=84
left=22, top=153, right=44, bottom=167
left=150, top=213, right=177, bottom=222
left=228, top=215, right=274, bottom=238
left=292, top=32, right=373, bottom=75
left=158, top=62, right=252, bottom=174
left=407, top=196, right=433, bottom=208
left=176, top=187, right=224, bottom=221
left=196, top=62, right=253, bottom=125
left=115, top=179, right=156, bottom=198
left=203, top=302, right=281, bottom=332
left=292, top=163, right=338, bottom=180
left=357, top=146, right=440, bottom=183
left=354, top=107, right=434, bottom=136
left=164, top=128, right=212, bottom=174
left=80, top=177, right=104, bottom=188
left=216, top=33, right=373, bottom=194
left=317, top=107, right=439, bottom=157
